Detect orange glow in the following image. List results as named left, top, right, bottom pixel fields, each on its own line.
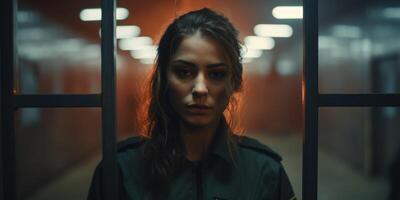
left=301, top=79, right=305, bottom=105
left=224, top=90, right=245, bottom=136
left=135, top=65, right=156, bottom=138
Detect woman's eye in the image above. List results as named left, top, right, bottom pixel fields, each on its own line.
left=209, top=71, right=227, bottom=80
left=176, top=69, right=193, bottom=78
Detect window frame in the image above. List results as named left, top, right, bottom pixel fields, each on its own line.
left=303, top=1, right=400, bottom=200
left=0, top=0, right=118, bottom=199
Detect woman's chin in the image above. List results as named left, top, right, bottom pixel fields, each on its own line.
left=182, top=115, right=216, bottom=128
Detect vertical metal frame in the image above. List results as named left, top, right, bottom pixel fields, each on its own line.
left=1, top=0, right=17, bottom=199
left=0, top=0, right=118, bottom=199
left=303, top=1, right=400, bottom=200
left=100, top=0, right=118, bottom=199
left=303, top=0, right=318, bottom=199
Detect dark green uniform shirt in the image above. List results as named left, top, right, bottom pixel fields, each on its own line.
left=88, top=130, right=296, bottom=200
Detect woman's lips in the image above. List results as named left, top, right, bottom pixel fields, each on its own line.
left=186, top=105, right=211, bottom=114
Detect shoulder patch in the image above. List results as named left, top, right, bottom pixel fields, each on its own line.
left=117, top=136, right=146, bottom=152
left=237, top=136, right=282, bottom=162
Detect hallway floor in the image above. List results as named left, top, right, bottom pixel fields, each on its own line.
left=26, top=133, right=389, bottom=200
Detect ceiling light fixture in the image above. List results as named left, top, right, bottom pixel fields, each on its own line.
left=116, top=25, right=140, bottom=39
left=130, top=48, right=158, bottom=59
left=254, top=24, right=293, bottom=38
left=118, top=37, right=153, bottom=50
left=99, top=25, right=141, bottom=39
left=272, top=6, right=303, bottom=19
left=80, top=8, right=129, bottom=21
left=244, top=36, right=275, bottom=50
left=241, top=45, right=263, bottom=58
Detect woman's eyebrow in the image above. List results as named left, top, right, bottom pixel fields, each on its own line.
left=171, top=60, right=196, bottom=67
left=207, top=63, right=228, bottom=69
left=171, top=59, right=228, bottom=68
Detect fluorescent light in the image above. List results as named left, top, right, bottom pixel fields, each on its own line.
left=80, top=8, right=129, bottom=21
left=130, top=45, right=157, bottom=51
left=241, top=45, right=262, bottom=58
left=332, top=25, right=361, bottom=38
left=140, top=58, right=156, bottom=65
left=80, top=9, right=101, bottom=21
left=118, top=37, right=153, bottom=50
left=244, top=36, right=275, bottom=50
left=116, top=26, right=140, bottom=38
left=254, top=24, right=293, bottom=38
left=272, top=6, right=303, bottom=19
left=99, top=25, right=141, bottom=38
left=383, top=8, right=400, bottom=18
left=130, top=48, right=157, bottom=59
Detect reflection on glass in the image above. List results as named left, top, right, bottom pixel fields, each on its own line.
left=318, top=0, right=400, bottom=94
left=17, top=1, right=101, bottom=94
left=319, top=107, right=400, bottom=200
left=15, top=108, right=101, bottom=200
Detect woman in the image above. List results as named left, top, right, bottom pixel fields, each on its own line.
left=88, top=8, right=296, bottom=200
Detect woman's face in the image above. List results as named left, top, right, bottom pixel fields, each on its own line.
left=167, top=32, right=233, bottom=128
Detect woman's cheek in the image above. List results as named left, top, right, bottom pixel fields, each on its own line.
left=168, top=80, right=187, bottom=111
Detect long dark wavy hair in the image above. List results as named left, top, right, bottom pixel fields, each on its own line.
left=141, top=8, right=243, bottom=197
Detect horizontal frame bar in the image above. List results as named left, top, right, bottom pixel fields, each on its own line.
left=318, top=94, right=400, bottom=107
left=14, top=94, right=101, bottom=108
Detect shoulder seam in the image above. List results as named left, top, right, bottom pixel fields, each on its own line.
left=237, top=136, right=282, bottom=162
left=117, top=136, right=145, bottom=152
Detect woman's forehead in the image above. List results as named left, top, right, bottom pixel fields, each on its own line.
left=172, top=33, right=230, bottom=65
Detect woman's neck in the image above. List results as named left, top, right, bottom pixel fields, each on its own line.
left=181, top=120, right=220, bottom=162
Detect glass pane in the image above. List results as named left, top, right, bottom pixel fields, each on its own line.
left=318, top=0, right=400, bottom=93
left=15, top=108, right=101, bottom=200
left=17, top=1, right=101, bottom=94
left=318, top=107, right=399, bottom=199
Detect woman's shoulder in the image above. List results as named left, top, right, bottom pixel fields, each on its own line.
left=235, top=136, right=297, bottom=199
left=116, top=136, right=149, bottom=180
left=235, top=135, right=282, bottom=163
left=116, top=135, right=148, bottom=164
left=117, top=135, right=147, bottom=152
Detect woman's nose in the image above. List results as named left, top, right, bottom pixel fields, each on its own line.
left=192, top=73, right=208, bottom=98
